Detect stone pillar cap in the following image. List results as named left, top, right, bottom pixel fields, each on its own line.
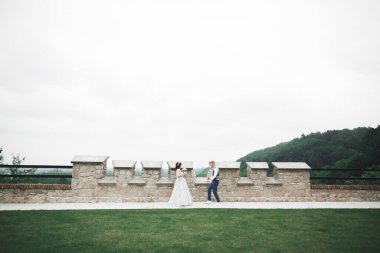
left=71, top=155, right=109, bottom=163
left=141, top=161, right=163, bottom=169
left=246, top=162, right=269, bottom=169
left=216, top=161, right=241, bottom=169
left=272, top=162, right=311, bottom=169
left=167, top=161, right=193, bottom=170
left=112, top=160, right=137, bottom=169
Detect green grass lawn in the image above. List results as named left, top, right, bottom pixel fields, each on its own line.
left=0, top=209, right=380, bottom=253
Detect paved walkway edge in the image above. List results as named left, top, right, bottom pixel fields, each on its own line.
left=1, top=202, right=380, bottom=211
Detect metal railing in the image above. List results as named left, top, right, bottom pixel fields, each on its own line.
left=310, top=168, right=380, bottom=184
left=0, top=165, right=72, bottom=184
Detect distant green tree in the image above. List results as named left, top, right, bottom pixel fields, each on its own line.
left=237, top=126, right=380, bottom=184
left=10, top=153, right=37, bottom=182
left=8, top=153, right=26, bottom=176
left=0, top=148, right=36, bottom=182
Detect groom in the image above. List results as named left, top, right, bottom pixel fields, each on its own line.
left=206, top=161, right=220, bottom=203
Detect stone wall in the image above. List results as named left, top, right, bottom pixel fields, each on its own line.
left=311, top=185, right=380, bottom=201
left=0, top=184, right=73, bottom=203
left=0, top=155, right=379, bottom=203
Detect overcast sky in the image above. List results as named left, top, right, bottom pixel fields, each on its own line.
left=0, top=0, right=379, bottom=165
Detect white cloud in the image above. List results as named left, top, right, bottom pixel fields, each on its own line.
left=0, top=0, right=379, bottom=165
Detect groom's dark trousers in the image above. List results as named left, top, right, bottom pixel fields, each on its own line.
left=208, top=180, right=220, bottom=202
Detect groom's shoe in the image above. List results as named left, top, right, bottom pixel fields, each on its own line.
left=205, top=200, right=212, bottom=204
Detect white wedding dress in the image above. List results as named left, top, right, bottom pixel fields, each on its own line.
left=169, top=171, right=193, bottom=206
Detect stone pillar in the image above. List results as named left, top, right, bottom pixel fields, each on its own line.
left=113, top=160, right=137, bottom=187
left=272, top=162, right=311, bottom=199
left=247, top=162, right=268, bottom=192
left=141, top=161, right=162, bottom=182
left=140, top=161, right=161, bottom=199
left=71, top=155, right=109, bottom=202
left=216, top=162, right=240, bottom=201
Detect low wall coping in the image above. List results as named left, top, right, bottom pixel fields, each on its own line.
left=112, top=160, right=137, bottom=169
left=156, top=177, right=174, bottom=186
left=265, top=177, right=283, bottom=185
left=71, top=155, right=109, bottom=163
left=128, top=176, right=146, bottom=185
left=272, top=162, right=311, bottom=170
left=237, top=177, right=254, bottom=185
left=167, top=161, right=193, bottom=170
left=195, top=177, right=209, bottom=186
left=246, top=162, right=269, bottom=169
left=141, top=161, right=163, bottom=169
left=98, top=177, right=117, bottom=185
left=216, top=161, right=241, bottom=169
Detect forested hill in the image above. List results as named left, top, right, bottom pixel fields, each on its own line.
left=238, top=126, right=380, bottom=170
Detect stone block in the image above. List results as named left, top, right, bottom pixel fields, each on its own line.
left=128, top=176, right=146, bottom=186
left=217, top=161, right=241, bottom=169
left=156, top=177, right=174, bottom=187
left=113, top=160, right=137, bottom=169
left=247, top=162, right=269, bottom=170
left=98, top=177, right=117, bottom=185
left=71, top=155, right=109, bottom=163
left=78, top=189, right=93, bottom=197
left=141, top=161, right=163, bottom=169
left=167, top=161, right=194, bottom=170
left=272, top=162, right=311, bottom=170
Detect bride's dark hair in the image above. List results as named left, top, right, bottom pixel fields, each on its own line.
left=175, top=162, right=182, bottom=169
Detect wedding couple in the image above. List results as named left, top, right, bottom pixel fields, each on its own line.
left=168, top=161, right=220, bottom=206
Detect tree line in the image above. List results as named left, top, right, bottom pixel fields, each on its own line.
left=237, top=126, right=380, bottom=184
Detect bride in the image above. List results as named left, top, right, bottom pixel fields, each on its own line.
left=169, top=162, right=193, bottom=206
